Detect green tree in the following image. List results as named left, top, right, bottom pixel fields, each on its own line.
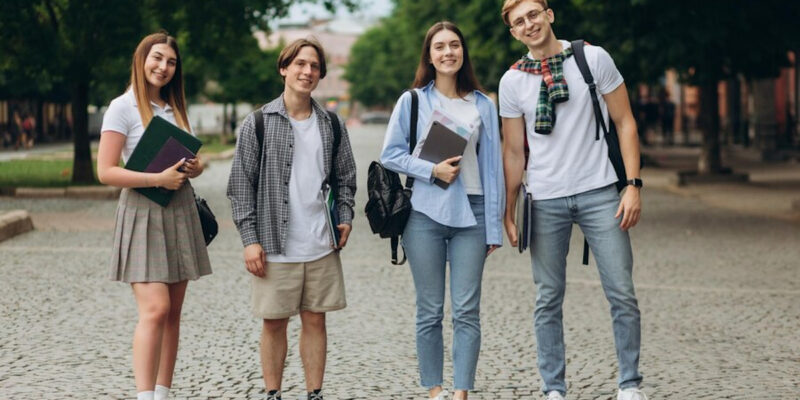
left=0, top=0, right=358, bottom=183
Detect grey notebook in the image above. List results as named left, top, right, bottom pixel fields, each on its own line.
left=417, top=121, right=468, bottom=189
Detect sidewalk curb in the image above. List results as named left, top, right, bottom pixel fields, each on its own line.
left=7, top=186, right=121, bottom=200
left=0, top=210, right=34, bottom=243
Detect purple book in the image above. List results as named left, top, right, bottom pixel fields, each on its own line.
left=144, top=137, right=195, bottom=173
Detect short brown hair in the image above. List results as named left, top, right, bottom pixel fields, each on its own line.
left=276, top=38, right=327, bottom=79
left=501, top=0, right=548, bottom=26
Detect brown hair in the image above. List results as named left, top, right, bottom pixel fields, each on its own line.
left=412, top=21, right=484, bottom=96
left=501, top=0, right=549, bottom=26
left=129, top=32, right=190, bottom=131
left=277, top=38, right=327, bottom=80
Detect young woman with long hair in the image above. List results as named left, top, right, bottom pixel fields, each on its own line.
left=379, top=21, right=505, bottom=400
left=96, top=32, right=212, bottom=400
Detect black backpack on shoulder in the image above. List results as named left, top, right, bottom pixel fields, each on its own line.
left=571, top=39, right=640, bottom=265
left=364, top=89, right=418, bottom=265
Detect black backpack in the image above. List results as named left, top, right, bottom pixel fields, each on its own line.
left=571, top=39, right=640, bottom=264
left=364, top=89, right=418, bottom=265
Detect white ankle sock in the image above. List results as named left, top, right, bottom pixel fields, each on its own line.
left=154, top=385, right=170, bottom=400
left=137, top=391, right=155, bottom=400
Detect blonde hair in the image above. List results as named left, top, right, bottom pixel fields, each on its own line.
left=501, top=0, right=549, bottom=26
left=129, top=32, right=190, bottom=131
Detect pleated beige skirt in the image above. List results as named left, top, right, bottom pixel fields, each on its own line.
left=110, top=183, right=212, bottom=283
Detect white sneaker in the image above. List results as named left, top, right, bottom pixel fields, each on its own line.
left=617, top=388, right=648, bottom=400
left=429, top=389, right=449, bottom=400
left=546, top=391, right=565, bottom=400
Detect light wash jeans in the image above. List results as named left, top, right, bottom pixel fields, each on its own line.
left=402, top=195, right=486, bottom=391
left=530, top=185, right=642, bottom=395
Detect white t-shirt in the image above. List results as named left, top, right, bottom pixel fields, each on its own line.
left=433, top=88, right=483, bottom=195
left=499, top=40, right=623, bottom=200
left=267, top=112, right=333, bottom=263
left=101, top=90, right=191, bottom=164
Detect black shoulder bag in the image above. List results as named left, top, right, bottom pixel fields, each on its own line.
left=364, top=89, right=418, bottom=265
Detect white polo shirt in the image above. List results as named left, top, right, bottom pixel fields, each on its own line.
left=499, top=40, right=623, bottom=200
left=101, top=90, right=192, bottom=164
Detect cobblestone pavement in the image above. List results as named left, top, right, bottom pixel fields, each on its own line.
left=1, top=124, right=799, bottom=400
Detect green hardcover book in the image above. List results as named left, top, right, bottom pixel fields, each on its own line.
left=124, top=116, right=202, bottom=207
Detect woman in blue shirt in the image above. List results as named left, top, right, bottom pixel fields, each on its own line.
left=380, top=21, right=505, bottom=400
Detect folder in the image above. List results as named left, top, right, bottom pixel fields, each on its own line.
left=124, top=116, right=203, bottom=207
left=416, top=121, right=468, bottom=189
left=516, top=183, right=533, bottom=253
left=322, top=184, right=341, bottom=249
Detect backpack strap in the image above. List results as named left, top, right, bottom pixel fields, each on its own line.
left=326, top=110, right=342, bottom=189
left=405, top=89, right=418, bottom=189
left=571, top=39, right=608, bottom=142
left=390, top=89, right=419, bottom=266
left=253, top=108, right=265, bottom=189
left=571, top=39, right=601, bottom=266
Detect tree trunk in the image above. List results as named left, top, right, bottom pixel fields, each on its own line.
left=749, top=78, right=778, bottom=160
left=727, top=77, right=741, bottom=145
left=71, top=79, right=95, bottom=184
left=698, top=81, right=722, bottom=174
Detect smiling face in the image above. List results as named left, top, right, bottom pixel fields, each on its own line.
left=429, top=29, right=464, bottom=78
left=280, top=45, right=321, bottom=96
left=508, top=0, right=555, bottom=52
left=143, top=43, right=177, bottom=90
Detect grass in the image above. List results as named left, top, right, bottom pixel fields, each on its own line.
left=0, top=135, right=234, bottom=188
left=0, top=159, right=98, bottom=188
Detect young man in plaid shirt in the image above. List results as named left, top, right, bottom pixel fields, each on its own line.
left=499, top=1, right=647, bottom=399
left=227, top=38, right=356, bottom=400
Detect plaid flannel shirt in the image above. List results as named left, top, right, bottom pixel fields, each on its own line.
left=226, top=95, right=356, bottom=253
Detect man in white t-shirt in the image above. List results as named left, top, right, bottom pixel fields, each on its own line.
left=498, top=1, right=646, bottom=400
left=227, top=38, right=356, bottom=400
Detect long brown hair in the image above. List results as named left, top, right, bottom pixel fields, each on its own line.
left=129, top=32, right=190, bottom=131
left=412, top=21, right=484, bottom=96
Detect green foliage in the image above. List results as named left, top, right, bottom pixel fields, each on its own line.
left=347, top=0, right=799, bottom=107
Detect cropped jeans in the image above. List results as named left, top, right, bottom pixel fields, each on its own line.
left=402, top=195, right=486, bottom=391
left=530, top=184, right=642, bottom=395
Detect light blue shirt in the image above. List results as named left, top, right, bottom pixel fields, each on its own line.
left=380, top=81, right=505, bottom=246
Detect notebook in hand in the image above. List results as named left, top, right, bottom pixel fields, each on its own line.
left=144, top=137, right=195, bottom=173
left=322, top=184, right=341, bottom=249
left=125, top=116, right=202, bottom=207
left=416, top=121, right=468, bottom=189
left=516, top=183, right=533, bottom=253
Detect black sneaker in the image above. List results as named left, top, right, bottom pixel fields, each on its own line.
left=267, top=389, right=282, bottom=400
left=307, top=389, right=323, bottom=400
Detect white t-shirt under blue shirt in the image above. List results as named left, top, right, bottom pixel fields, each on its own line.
left=433, top=87, right=483, bottom=195
left=268, top=112, right=333, bottom=263
left=499, top=40, right=624, bottom=200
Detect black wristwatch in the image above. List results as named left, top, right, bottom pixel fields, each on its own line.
left=627, top=178, right=643, bottom=188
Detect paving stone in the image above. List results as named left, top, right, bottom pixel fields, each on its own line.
left=0, top=125, right=798, bottom=399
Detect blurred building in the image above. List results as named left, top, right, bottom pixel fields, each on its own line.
left=633, top=51, right=798, bottom=159
left=254, top=17, right=374, bottom=119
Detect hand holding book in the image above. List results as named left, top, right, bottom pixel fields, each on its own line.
left=432, top=155, right=462, bottom=184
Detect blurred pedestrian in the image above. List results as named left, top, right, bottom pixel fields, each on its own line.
left=227, top=38, right=356, bottom=400
left=96, top=31, right=211, bottom=400
left=380, top=21, right=505, bottom=400
left=658, top=89, right=675, bottom=145
left=22, top=113, right=35, bottom=148
left=499, top=1, right=646, bottom=399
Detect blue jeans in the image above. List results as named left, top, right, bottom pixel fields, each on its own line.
left=530, top=185, right=642, bottom=395
left=402, top=195, right=486, bottom=390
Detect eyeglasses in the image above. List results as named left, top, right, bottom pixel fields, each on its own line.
left=511, top=8, right=548, bottom=31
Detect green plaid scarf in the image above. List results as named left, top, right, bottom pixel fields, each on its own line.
left=510, top=45, right=574, bottom=134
